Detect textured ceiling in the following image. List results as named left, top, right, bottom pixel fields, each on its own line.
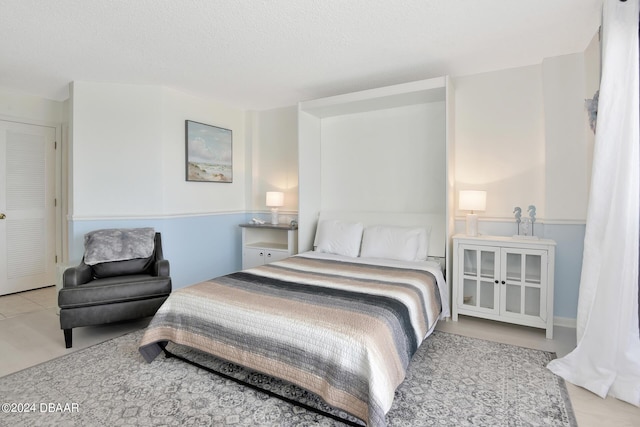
left=0, top=0, right=602, bottom=110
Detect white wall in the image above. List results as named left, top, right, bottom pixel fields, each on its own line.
left=70, top=82, right=165, bottom=218
left=542, top=53, right=590, bottom=221
left=453, top=50, right=594, bottom=224
left=453, top=65, right=546, bottom=219
left=0, top=88, right=63, bottom=124
left=251, top=48, right=596, bottom=232
left=320, top=103, right=446, bottom=214
left=159, top=88, right=247, bottom=215
left=70, top=82, right=247, bottom=219
left=248, top=106, right=298, bottom=215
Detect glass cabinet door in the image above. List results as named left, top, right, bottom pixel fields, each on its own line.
left=500, top=248, right=547, bottom=321
left=459, top=245, right=500, bottom=314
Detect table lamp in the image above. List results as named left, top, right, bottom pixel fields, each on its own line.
left=459, top=190, right=486, bottom=236
left=266, top=191, right=284, bottom=225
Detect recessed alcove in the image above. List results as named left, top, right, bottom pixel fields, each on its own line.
left=298, top=76, right=455, bottom=278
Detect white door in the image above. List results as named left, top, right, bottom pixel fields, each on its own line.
left=0, top=121, right=56, bottom=295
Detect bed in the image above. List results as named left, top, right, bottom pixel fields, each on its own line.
left=139, top=217, right=449, bottom=427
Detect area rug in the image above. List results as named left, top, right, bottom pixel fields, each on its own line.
left=0, top=329, right=576, bottom=426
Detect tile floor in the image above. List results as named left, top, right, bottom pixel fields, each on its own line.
left=0, top=286, right=58, bottom=319
left=0, top=287, right=638, bottom=426
left=0, top=286, right=150, bottom=378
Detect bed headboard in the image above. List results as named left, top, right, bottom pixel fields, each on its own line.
left=314, top=211, right=446, bottom=259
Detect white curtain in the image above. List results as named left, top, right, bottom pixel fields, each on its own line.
left=547, top=0, right=640, bottom=406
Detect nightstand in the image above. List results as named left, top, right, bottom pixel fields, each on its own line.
left=239, top=223, right=298, bottom=269
left=452, top=234, right=556, bottom=339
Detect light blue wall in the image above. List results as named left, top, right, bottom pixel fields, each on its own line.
left=70, top=215, right=584, bottom=318
left=543, top=224, right=585, bottom=319
left=68, top=213, right=250, bottom=290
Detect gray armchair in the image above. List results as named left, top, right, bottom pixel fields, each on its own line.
left=58, top=231, right=171, bottom=348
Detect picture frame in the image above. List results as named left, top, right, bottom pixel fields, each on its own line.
left=185, top=120, right=233, bottom=182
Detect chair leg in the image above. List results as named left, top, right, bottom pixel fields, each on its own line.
left=63, top=329, right=72, bottom=348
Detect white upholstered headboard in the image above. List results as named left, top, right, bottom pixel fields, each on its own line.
left=313, top=211, right=446, bottom=259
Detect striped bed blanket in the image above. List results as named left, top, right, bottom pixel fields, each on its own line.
left=139, top=252, right=448, bottom=426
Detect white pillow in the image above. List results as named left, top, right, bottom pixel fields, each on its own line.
left=315, top=220, right=364, bottom=257
left=415, top=227, right=431, bottom=261
left=361, top=225, right=429, bottom=262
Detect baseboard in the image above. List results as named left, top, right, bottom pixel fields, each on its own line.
left=554, top=316, right=577, bottom=329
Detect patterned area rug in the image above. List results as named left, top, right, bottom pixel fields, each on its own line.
left=0, top=329, right=576, bottom=426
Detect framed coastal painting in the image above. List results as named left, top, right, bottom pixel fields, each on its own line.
left=185, top=120, right=233, bottom=182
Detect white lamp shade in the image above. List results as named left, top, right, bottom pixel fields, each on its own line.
left=265, top=191, right=284, bottom=207
left=459, top=190, right=487, bottom=212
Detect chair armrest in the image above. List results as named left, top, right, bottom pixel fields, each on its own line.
left=63, top=263, right=93, bottom=288
left=154, top=259, right=170, bottom=277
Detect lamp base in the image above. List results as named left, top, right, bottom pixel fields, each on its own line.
left=466, top=213, right=478, bottom=236
left=270, top=208, right=279, bottom=225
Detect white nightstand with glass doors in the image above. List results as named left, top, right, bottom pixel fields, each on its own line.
left=452, top=234, right=556, bottom=339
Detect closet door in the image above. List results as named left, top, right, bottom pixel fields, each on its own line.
left=0, top=121, right=56, bottom=295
